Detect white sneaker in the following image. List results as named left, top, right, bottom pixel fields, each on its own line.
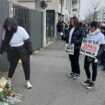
left=73, top=74, right=80, bottom=80
left=67, top=72, right=75, bottom=78
left=6, top=80, right=12, bottom=90
left=26, top=81, right=32, bottom=89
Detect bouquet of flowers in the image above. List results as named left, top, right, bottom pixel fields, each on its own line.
left=0, top=77, right=22, bottom=105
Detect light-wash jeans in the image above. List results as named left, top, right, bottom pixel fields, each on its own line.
left=57, top=32, right=62, bottom=40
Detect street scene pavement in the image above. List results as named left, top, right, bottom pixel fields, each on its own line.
left=12, top=41, right=105, bottom=105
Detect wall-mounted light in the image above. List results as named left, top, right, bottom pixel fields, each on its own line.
left=40, top=0, right=48, bottom=9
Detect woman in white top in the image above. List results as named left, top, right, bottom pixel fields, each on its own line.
left=66, top=17, right=86, bottom=79
left=0, top=18, right=33, bottom=89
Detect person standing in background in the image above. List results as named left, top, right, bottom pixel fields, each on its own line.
left=0, top=18, right=33, bottom=89
left=66, top=16, right=86, bottom=79
left=57, top=18, right=64, bottom=40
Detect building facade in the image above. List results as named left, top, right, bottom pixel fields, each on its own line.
left=71, top=0, right=80, bottom=19
left=8, top=0, right=76, bottom=46
left=46, top=0, right=71, bottom=22
left=9, top=0, right=35, bottom=9
left=94, top=8, right=105, bottom=22
left=46, top=0, right=72, bottom=42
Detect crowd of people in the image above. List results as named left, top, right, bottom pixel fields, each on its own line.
left=0, top=16, right=105, bottom=90
left=57, top=16, right=105, bottom=89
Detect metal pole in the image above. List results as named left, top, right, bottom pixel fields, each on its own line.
left=61, top=0, right=63, bottom=17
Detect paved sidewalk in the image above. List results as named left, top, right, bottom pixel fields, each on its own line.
left=12, top=41, right=105, bottom=105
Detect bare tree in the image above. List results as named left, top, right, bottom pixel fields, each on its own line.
left=90, top=0, right=103, bottom=21
left=84, top=0, right=104, bottom=21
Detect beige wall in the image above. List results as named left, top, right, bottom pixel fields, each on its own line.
left=47, top=1, right=59, bottom=12
left=47, top=0, right=71, bottom=22
left=47, top=0, right=71, bottom=14
left=71, top=0, right=80, bottom=18
left=16, top=2, right=35, bottom=9
left=10, top=0, right=71, bottom=17
left=9, top=0, right=35, bottom=9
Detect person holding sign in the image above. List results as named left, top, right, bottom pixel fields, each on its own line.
left=66, top=16, right=86, bottom=79
left=81, top=21, right=105, bottom=89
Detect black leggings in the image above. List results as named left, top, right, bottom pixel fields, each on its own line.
left=84, top=56, right=97, bottom=81
left=69, top=49, right=80, bottom=74
left=7, top=46, right=30, bottom=80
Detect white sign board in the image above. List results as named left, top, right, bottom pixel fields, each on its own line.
left=65, top=44, right=74, bottom=55
left=80, top=38, right=100, bottom=58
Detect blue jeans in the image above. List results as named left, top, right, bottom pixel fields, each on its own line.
left=57, top=32, right=62, bottom=40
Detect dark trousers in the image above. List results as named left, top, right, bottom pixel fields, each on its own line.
left=84, top=56, right=97, bottom=81
left=8, top=45, right=30, bottom=80
left=69, top=49, right=80, bottom=74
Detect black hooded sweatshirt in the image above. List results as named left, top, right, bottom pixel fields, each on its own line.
left=0, top=18, right=18, bottom=54
left=0, top=18, right=33, bottom=55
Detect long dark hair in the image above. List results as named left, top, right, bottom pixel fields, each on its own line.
left=69, top=16, right=78, bottom=28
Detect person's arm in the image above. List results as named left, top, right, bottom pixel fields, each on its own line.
left=97, top=44, right=105, bottom=59
left=0, top=31, right=6, bottom=55
left=24, top=38, right=33, bottom=55
left=0, top=40, right=6, bottom=55
left=74, top=27, right=87, bottom=44
left=95, top=33, right=105, bottom=63
left=23, top=28, right=33, bottom=55
left=94, top=44, right=105, bottom=63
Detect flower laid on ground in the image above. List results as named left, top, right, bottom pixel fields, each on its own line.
left=0, top=77, right=22, bottom=105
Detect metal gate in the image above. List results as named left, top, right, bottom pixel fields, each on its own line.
left=13, top=5, right=43, bottom=50
left=0, top=0, right=9, bottom=71
left=13, top=4, right=30, bottom=34
left=0, top=1, right=43, bottom=71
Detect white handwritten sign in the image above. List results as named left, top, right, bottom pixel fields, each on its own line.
left=65, top=44, right=74, bottom=55
left=80, top=38, right=100, bottom=58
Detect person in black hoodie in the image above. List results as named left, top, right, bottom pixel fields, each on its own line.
left=0, top=18, right=33, bottom=89
left=66, top=16, right=86, bottom=79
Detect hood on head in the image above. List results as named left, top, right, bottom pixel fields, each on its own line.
left=3, top=18, right=18, bottom=31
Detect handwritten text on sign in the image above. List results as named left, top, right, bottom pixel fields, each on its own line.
left=80, top=38, right=100, bottom=58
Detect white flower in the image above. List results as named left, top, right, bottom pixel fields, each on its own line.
left=0, top=88, right=3, bottom=92
left=0, top=77, right=7, bottom=88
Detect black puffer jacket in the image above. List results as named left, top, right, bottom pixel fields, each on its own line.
left=57, top=21, right=64, bottom=32
left=66, top=26, right=86, bottom=50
